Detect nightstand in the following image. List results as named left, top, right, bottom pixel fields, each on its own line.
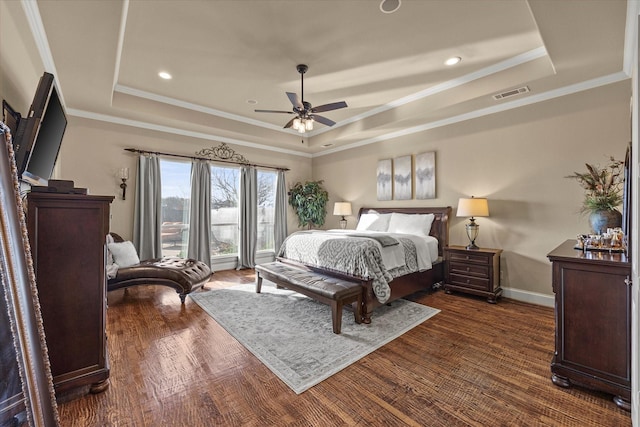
left=443, top=245, right=502, bottom=303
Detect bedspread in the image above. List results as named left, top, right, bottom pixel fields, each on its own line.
left=277, top=230, right=433, bottom=303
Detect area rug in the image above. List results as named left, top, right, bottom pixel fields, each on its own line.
left=190, top=281, right=439, bottom=394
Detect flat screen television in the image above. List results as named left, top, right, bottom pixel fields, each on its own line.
left=11, top=72, right=67, bottom=186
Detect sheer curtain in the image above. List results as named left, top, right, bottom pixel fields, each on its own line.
left=237, top=166, right=257, bottom=269
left=133, top=154, right=162, bottom=259
left=187, top=160, right=212, bottom=267
left=274, top=169, right=287, bottom=254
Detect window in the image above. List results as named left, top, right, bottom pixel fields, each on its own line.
left=210, top=165, right=240, bottom=257
left=257, top=170, right=277, bottom=251
left=158, top=160, right=279, bottom=261
left=160, top=159, right=191, bottom=258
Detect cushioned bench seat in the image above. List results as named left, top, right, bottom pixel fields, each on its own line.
left=255, top=262, right=362, bottom=334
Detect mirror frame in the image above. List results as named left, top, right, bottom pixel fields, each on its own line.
left=0, top=126, right=59, bottom=425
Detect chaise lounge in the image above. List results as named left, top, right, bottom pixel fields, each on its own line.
left=107, top=233, right=212, bottom=303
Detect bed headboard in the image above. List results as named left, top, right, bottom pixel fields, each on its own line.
left=358, top=207, right=451, bottom=257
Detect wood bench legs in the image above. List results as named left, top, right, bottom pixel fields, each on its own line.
left=255, top=263, right=362, bottom=334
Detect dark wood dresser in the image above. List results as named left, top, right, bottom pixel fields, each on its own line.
left=27, top=192, right=113, bottom=397
left=443, top=245, right=502, bottom=303
left=547, top=239, right=631, bottom=411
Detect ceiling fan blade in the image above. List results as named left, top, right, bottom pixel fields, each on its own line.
left=311, top=114, right=336, bottom=127
left=283, top=117, right=297, bottom=129
left=254, top=109, right=294, bottom=114
left=311, top=101, right=348, bottom=113
left=286, top=92, right=303, bottom=110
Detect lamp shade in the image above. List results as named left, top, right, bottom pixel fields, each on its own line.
left=333, top=202, right=352, bottom=216
left=457, top=197, right=489, bottom=218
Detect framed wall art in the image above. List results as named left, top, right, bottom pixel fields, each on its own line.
left=393, top=155, right=412, bottom=200
left=415, top=151, right=436, bottom=199
left=376, top=159, right=392, bottom=201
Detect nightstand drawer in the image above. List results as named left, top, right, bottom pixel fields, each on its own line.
left=449, top=262, right=489, bottom=278
left=444, top=245, right=502, bottom=303
left=449, top=252, right=490, bottom=265
left=449, top=273, right=490, bottom=290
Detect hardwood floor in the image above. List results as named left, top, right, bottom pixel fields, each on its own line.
left=57, top=270, right=631, bottom=426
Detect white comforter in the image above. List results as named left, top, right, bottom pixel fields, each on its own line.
left=324, top=229, right=438, bottom=271
left=277, top=229, right=439, bottom=303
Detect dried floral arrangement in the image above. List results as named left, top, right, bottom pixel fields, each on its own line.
left=566, top=156, right=624, bottom=213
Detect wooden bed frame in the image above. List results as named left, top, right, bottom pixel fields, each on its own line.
left=278, top=206, right=451, bottom=323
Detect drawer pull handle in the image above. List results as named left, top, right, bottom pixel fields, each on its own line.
left=466, top=267, right=470, bottom=272
left=465, top=256, right=470, bottom=260
left=466, top=279, right=470, bottom=284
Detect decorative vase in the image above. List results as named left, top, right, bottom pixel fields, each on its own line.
left=589, top=209, right=622, bottom=234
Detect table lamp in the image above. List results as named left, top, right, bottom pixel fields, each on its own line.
left=457, top=196, right=489, bottom=249
left=333, top=202, right=352, bottom=229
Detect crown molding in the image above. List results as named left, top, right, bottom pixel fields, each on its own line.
left=114, top=84, right=290, bottom=134
left=306, top=47, right=549, bottom=138
left=20, top=0, right=65, bottom=106
left=314, top=71, right=630, bottom=158
left=113, top=47, right=548, bottom=139
left=111, top=0, right=129, bottom=105
left=67, top=109, right=312, bottom=158
left=623, top=0, right=640, bottom=77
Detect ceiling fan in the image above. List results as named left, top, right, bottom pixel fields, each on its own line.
left=255, top=64, right=348, bottom=132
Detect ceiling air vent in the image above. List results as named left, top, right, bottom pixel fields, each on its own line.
left=493, top=86, right=530, bottom=101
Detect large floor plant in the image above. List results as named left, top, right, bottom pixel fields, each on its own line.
left=288, top=180, right=329, bottom=229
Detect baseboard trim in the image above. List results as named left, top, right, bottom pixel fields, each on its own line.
left=211, top=252, right=276, bottom=272
left=209, top=258, right=556, bottom=308
left=208, top=259, right=556, bottom=308
left=501, top=287, right=554, bottom=308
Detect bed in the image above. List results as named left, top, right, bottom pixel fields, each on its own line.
left=277, top=206, right=450, bottom=323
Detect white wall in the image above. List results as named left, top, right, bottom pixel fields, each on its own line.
left=58, top=117, right=312, bottom=240
left=313, top=80, right=631, bottom=302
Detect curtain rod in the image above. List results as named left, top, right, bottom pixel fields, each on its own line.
left=124, top=147, right=289, bottom=171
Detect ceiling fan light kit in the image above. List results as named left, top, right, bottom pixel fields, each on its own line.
left=255, top=64, right=347, bottom=132
left=292, top=117, right=313, bottom=133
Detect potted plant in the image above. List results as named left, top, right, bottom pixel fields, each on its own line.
left=566, top=156, right=624, bottom=234
left=288, top=180, right=329, bottom=229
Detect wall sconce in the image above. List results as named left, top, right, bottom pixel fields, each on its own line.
left=456, top=196, right=489, bottom=250
left=119, top=167, right=129, bottom=200
left=333, top=202, right=352, bottom=229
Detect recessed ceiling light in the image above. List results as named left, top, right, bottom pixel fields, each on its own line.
left=380, top=0, right=401, bottom=14
left=247, top=99, right=258, bottom=105
left=445, top=57, right=462, bottom=66
left=158, top=71, right=172, bottom=80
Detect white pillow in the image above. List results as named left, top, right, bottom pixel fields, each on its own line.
left=356, top=213, right=378, bottom=231
left=388, top=213, right=435, bottom=237
left=107, top=241, right=140, bottom=268
left=356, top=213, right=391, bottom=232
left=105, top=234, right=115, bottom=266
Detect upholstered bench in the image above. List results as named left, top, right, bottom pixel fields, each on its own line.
left=254, top=262, right=362, bottom=334
left=107, top=233, right=212, bottom=304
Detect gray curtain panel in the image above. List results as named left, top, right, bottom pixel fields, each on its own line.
left=237, top=166, right=257, bottom=269
left=187, top=160, right=212, bottom=267
left=133, top=154, right=162, bottom=259
left=274, top=170, right=288, bottom=253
